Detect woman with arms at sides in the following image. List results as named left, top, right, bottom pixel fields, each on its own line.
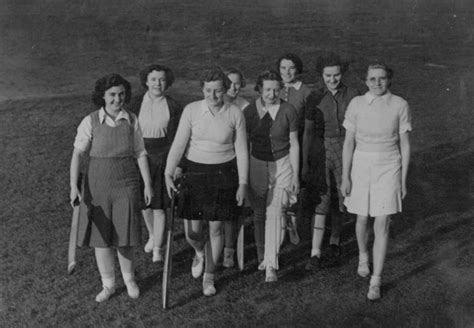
left=221, top=67, right=250, bottom=268
left=164, top=68, right=248, bottom=296
left=129, top=64, right=182, bottom=263
left=244, top=70, right=300, bottom=282
left=277, top=53, right=314, bottom=245
left=341, top=63, right=411, bottom=300
left=70, top=74, right=153, bottom=302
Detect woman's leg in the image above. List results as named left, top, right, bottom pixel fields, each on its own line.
left=223, top=220, right=236, bottom=268
left=184, top=219, right=205, bottom=278
left=305, top=213, right=326, bottom=271
left=367, top=215, right=390, bottom=300
left=356, top=215, right=370, bottom=277
left=94, top=247, right=116, bottom=302
left=117, top=246, right=139, bottom=299
left=142, top=208, right=154, bottom=252
left=152, top=209, right=166, bottom=262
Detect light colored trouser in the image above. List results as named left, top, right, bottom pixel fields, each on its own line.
left=249, top=155, right=293, bottom=270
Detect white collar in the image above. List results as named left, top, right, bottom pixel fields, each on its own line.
left=284, top=80, right=302, bottom=90
left=144, top=91, right=165, bottom=103
left=199, top=100, right=227, bottom=117
left=364, top=90, right=392, bottom=105
left=256, top=98, right=281, bottom=120
left=99, top=107, right=131, bottom=124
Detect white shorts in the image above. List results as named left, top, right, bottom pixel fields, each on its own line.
left=344, top=150, right=402, bottom=217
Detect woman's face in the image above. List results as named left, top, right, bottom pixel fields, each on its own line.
left=103, top=85, right=126, bottom=111
left=203, top=80, right=226, bottom=107
left=227, top=73, right=242, bottom=98
left=366, top=68, right=389, bottom=96
left=322, top=65, right=342, bottom=92
left=146, top=70, right=167, bottom=97
left=279, top=59, right=297, bottom=84
left=260, top=80, right=281, bottom=106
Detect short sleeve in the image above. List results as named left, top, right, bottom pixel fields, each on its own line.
left=343, top=98, right=358, bottom=132
left=287, top=104, right=298, bottom=132
left=73, top=115, right=92, bottom=151
left=132, top=113, right=147, bottom=158
left=399, top=101, right=412, bottom=134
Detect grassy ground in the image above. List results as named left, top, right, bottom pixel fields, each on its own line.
left=1, top=1, right=474, bottom=327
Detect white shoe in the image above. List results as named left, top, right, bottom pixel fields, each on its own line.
left=357, top=261, right=370, bottom=277
left=265, top=266, right=277, bottom=282
left=223, top=248, right=235, bottom=268
left=144, top=237, right=154, bottom=253
left=367, top=284, right=381, bottom=300
left=125, top=280, right=140, bottom=299
left=153, top=247, right=164, bottom=263
left=191, top=253, right=205, bottom=278
left=202, top=280, right=216, bottom=296
left=95, top=286, right=115, bottom=303
left=258, top=261, right=266, bottom=271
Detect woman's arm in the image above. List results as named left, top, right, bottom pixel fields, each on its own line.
left=70, top=148, right=85, bottom=206
left=302, top=119, right=314, bottom=181
left=234, top=112, right=249, bottom=206
left=399, top=132, right=411, bottom=199
left=340, top=130, right=356, bottom=197
left=164, top=107, right=192, bottom=197
left=289, top=131, right=300, bottom=194
left=137, top=155, right=153, bottom=205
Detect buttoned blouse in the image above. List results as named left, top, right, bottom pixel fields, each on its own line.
left=343, top=91, right=412, bottom=152
left=138, top=92, right=170, bottom=138
left=165, top=100, right=248, bottom=184
left=73, top=108, right=147, bottom=158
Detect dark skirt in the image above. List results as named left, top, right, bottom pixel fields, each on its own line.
left=144, top=138, right=170, bottom=210
left=77, top=157, right=142, bottom=247
left=177, top=158, right=241, bottom=221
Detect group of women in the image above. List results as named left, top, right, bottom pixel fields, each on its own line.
left=69, top=53, right=412, bottom=302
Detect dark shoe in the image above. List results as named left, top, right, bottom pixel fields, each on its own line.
left=326, top=244, right=342, bottom=266
left=305, top=256, right=321, bottom=271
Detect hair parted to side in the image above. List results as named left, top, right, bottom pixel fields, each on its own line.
left=225, top=67, right=246, bottom=88
left=315, top=53, right=348, bottom=74
left=366, top=63, right=394, bottom=80
left=91, top=74, right=132, bottom=108
left=276, top=53, right=304, bottom=75
left=254, top=70, right=283, bottom=92
left=139, top=64, right=175, bottom=89
left=200, top=68, right=232, bottom=91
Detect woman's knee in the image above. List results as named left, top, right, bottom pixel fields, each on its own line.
left=356, top=215, right=369, bottom=224
left=209, top=222, right=223, bottom=238
left=374, top=215, right=390, bottom=235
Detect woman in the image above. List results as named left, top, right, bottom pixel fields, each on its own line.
left=221, top=67, right=250, bottom=268
left=70, top=74, right=153, bottom=302
left=341, top=63, right=411, bottom=300
left=244, top=70, right=300, bottom=282
left=164, top=68, right=248, bottom=296
left=277, top=53, right=314, bottom=245
left=129, top=64, right=182, bottom=263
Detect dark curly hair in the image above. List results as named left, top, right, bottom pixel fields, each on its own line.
left=315, top=53, right=348, bottom=75
left=139, top=64, right=175, bottom=90
left=91, top=74, right=132, bottom=108
left=200, top=68, right=232, bottom=91
left=225, top=67, right=246, bottom=88
left=276, top=53, right=304, bottom=75
left=254, top=70, right=283, bottom=92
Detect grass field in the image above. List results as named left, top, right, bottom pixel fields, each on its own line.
left=1, top=1, right=474, bottom=327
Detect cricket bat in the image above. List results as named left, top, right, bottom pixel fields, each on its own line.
left=162, top=189, right=176, bottom=309
left=67, top=198, right=80, bottom=274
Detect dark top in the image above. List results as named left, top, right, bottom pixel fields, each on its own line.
left=244, top=100, right=298, bottom=162
left=306, top=84, right=359, bottom=138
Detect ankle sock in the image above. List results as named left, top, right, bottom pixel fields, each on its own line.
left=311, top=248, right=321, bottom=258
left=359, top=252, right=369, bottom=264
left=203, top=272, right=214, bottom=283
left=370, top=275, right=381, bottom=287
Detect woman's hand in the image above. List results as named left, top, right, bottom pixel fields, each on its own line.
left=70, top=185, right=82, bottom=207
left=340, top=176, right=352, bottom=197
left=236, top=184, right=247, bottom=206
left=174, top=167, right=183, bottom=180
left=165, top=174, right=177, bottom=199
left=291, top=175, right=300, bottom=195
left=144, top=184, right=154, bottom=206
